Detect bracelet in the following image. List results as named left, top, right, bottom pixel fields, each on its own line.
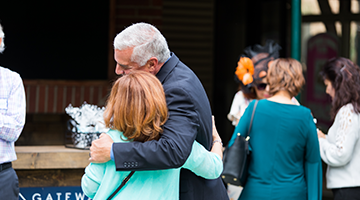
left=213, top=139, right=223, bottom=146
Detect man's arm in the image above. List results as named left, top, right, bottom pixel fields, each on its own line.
left=90, top=87, right=200, bottom=170
left=0, top=73, right=26, bottom=142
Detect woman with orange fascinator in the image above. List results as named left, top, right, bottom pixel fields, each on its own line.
left=226, top=40, right=282, bottom=199
left=228, top=40, right=283, bottom=127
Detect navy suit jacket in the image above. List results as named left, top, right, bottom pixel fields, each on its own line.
left=113, top=53, right=228, bottom=200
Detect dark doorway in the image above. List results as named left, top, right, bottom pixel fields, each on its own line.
left=0, top=1, right=109, bottom=80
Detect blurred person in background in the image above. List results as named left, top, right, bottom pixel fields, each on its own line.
left=226, top=40, right=281, bottom=199
left=318, top=57, right=360, bottom=200
left=226, top=41, right=300, bottom=199
left=230, top=58, right=322, bottom=200
left=227, top=40, right=281, bottom=127
left=0, top=23, right=26, bottom=200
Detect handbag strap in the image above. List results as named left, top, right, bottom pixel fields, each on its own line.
left=246, top=100, right=258, bottom=137
left=107, top=171, right=135, bottom=200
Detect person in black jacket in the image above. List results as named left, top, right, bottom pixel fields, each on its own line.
left=89, top=22, right=228, bottom=200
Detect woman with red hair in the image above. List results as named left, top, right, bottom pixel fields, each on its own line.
left=81, top=71, right=224, bottom=200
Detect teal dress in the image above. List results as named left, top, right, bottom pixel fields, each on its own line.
left=228, top=100, right=322, bottom=200
left=81, top=129, right=223, bottom=200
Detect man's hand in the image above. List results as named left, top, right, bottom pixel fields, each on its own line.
left=89, top=133, right=113, bottom=163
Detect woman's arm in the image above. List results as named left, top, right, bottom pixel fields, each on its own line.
left=182, top=116, right=223, bottom=179
left=318, top=105, right=359, bottom=166
left=304, top=113, right=322, bottom=200
left=81, top=163, right=106, bottom=199
left=211, top=116, right=223, bottom=159
left=227, top=101, right=254, bottom=147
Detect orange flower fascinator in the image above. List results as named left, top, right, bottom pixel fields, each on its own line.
left=235, top=57, right=254, bottom=85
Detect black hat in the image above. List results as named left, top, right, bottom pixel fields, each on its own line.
left=234, top=40, right=281, bottom=94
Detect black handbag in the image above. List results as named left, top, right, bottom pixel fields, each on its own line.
left=221, top=100, right=258, bottom=186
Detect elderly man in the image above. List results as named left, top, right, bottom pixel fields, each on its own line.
left=90, top=22, right=228, bottom=200
left=0, top=23, right=26, bottom=200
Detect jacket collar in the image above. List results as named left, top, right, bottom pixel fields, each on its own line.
left=156, top=52, right=179, bottom=83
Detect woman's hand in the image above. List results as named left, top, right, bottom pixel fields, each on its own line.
left=211, top=116, right=223, bottom=159
left=212, top=116, right=222, bottom=142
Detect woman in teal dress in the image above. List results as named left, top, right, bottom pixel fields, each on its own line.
left=81, top=71, right=224, bottom=200
left=228, top=58, right=322, bottom=200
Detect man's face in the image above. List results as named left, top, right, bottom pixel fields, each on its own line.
left=114, top=48, right=150, bottom=75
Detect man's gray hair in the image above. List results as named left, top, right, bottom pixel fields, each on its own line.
left=113, top=22, right=170, bottom=66
left=0, top=24, right=5, bottom=53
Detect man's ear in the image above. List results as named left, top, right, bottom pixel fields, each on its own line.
left=148, top=57, right=159, bottom=72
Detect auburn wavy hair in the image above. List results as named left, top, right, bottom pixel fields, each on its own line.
left=103, top=71, right=168, bottom=142
left=320, top=57, right=360, bottom=119
left=267, top=58, right=305, bottom=97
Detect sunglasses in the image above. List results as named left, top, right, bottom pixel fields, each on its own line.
left=256, top=83, right=267, bottom=91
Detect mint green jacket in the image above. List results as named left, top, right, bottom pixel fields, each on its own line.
left=81, top=129, right=223, bottom=200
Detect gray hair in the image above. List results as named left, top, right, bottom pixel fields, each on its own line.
left=0, top=24, right=4, bottom=53
left=113, top=22, right=170, bottom=66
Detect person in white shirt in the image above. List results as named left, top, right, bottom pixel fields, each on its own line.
left=317, top=57, right=360, bottom=200
left=0, top=23, right=26, bottom=200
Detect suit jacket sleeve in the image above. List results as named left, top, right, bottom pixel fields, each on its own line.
left=113, top=86, right=200, bottom=170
